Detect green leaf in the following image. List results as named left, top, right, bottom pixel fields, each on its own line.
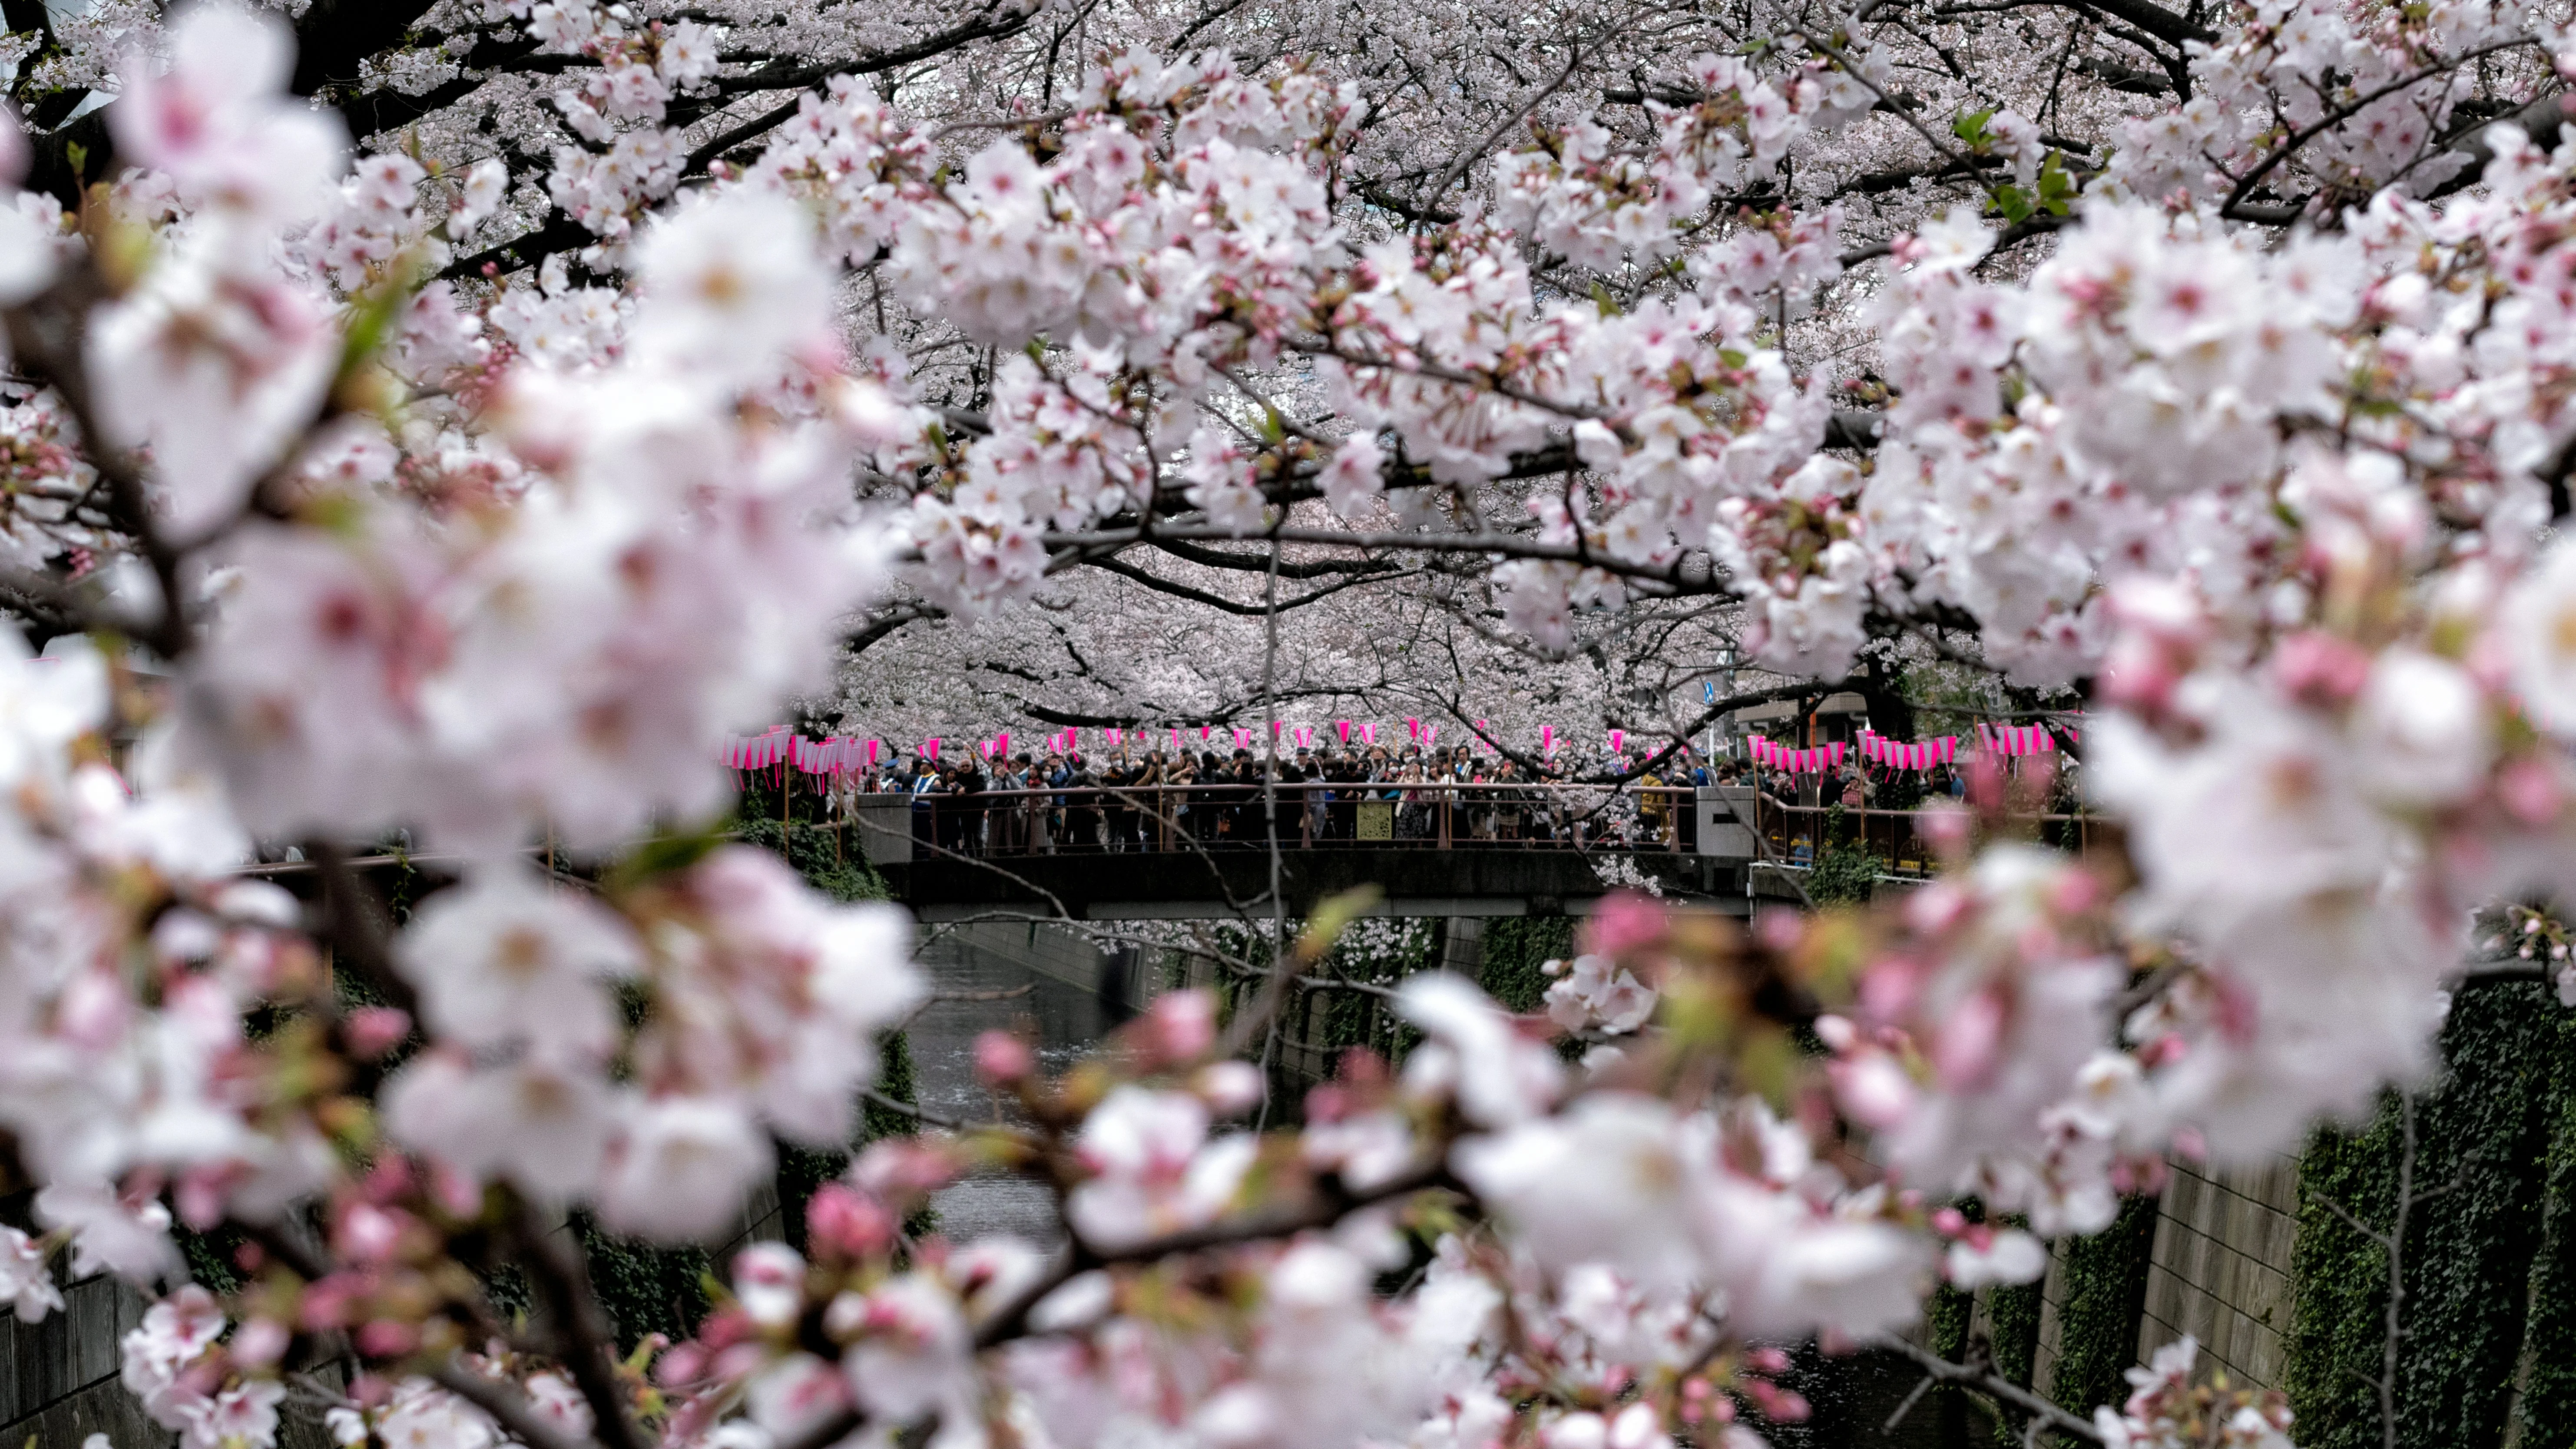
left=1952, top=107, right=1995, bottom=146
left=608, top=823, right=734, bottom=893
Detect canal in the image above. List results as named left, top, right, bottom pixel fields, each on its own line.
left=908, top=925, right=1119, bottom=1243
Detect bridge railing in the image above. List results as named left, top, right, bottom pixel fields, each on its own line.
left=846, top=781, right=2106, bottom=874
left=852, top=781, right=1697, bottom=858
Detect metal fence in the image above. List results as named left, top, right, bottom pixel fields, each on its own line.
left=841, top=781, right=2103, bottom=873
left=843, top=781, right=1701, bottom=860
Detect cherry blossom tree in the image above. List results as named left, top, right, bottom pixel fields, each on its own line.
left=3, top=0, right=2576, bottom=1445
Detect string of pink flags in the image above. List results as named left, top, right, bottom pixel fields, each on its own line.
left=1747, top=720, right=2079, bottom=774
left=723, top=717, right=2085, bottom=782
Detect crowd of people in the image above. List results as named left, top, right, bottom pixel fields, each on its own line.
left=850, top=741, right=1729, bottom=856
left=824, top=734, right=2055, bottom=859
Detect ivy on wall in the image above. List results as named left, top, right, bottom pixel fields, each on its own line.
left=1987, top=1217, right=2043, bottom=1447
left=1479, top=915, right=1575, bottom=1013
left=2519, top=1001, right=2576, bottom=1445
left=2048, top=1194, right=2159, bottom=1421
left=2284, top=980, right=2564, bottom=1449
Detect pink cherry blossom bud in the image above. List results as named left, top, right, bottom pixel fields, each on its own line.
left=1830, top=1053, right=1915, bottom=1129
left=1145, top=989, right=1215, bottom=1061
left=56, top=971, right=128, bottom=1051
left=850, top=1138, right=961, bottom=1201
left=1930, top=987, right=2006, bottom=1088
left=334, top=1203, right=407, bottom=1264
left=1812, top=1014, right=1856, bottom=1052
left=654, top=1341, right=709, bottom=1387
left=344, top=1006, right=411, bottom=1059
left=1753, top=907, right=1804, bottom=953
left=231, top=1317, right=290, bottom=1369
left=1903, top=880, right=1973, bottom=936
left=2098, top=633, right=2181, bottom=713
left=356, top=1319, right=417, bottom=1356
left=1580, top=892, right=1668, bottom=958
left=2046, top=868, right=2102, bottom=916
left=1192, top=1060, right=1263, bottom=1114
left=175, top=1167, right=228, bottom=1231
left=2271, top=630, right=2374, bottom=707
left=427, top=1162, right=483, bottom=1220
left=2171, top=1126, right=2207, bottom=1162
left=1930, top=1206, right=1968, bottom=1237
left=974, top=1030, right=1036, bottom=1084
left=1917, top=803, right=1973, bottom=855
left=730, top=1241, right=806, bottom=1328
left=804, top=1184, right=894, bottom=1260
left=1745, top=1347, right=1790, bottom=1374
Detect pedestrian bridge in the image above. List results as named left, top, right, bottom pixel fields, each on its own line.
left=849, top=783, right=1994, bottom=921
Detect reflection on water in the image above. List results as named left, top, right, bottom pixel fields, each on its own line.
left=909, top=929, right=1116, bottom=1245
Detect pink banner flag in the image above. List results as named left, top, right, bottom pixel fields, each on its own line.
left=1424, top=724, right=1439, bottom=746
left=865, top=739, right=880, bottom=767
left=1235, top=728, right=1252, bottom=750
left=1360, top=723, right=1377, bottom=745
left=1337, top=721, right=1353, bottom=743
left=923, top=738, right=941, bottom=762
left=1608, top=728, right=1626, bottom=755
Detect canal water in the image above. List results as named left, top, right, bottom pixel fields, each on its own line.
left=903, top=926, right=1947, bottom=1448
left=909, top=926, right=1118, bottom=1244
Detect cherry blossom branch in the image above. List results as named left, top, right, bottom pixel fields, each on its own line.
left=2219, top=36, right=2540, bottom=222
left=1288, top=343, right=1623, bottom=427
left=429, top=1361, right=591, bottom=1449
left=970, top=1154, right=1464, bottom=1351
left=1041, top=524, right=1724, bottom=593
left=306, top=839, right=423, bottom=1020
left=505, top=1199, right=649, bottom=1449
left=1077, top=552, right=1411, bottom=617
left=1881, top=1336, right=2104, bottom=1444
left=1416, top=40, right=1589, bottom=208
left=1, top=277, right=194, bottom=661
